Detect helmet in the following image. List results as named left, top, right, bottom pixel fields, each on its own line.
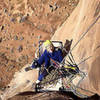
left=44, top=40, right=52, bottom=47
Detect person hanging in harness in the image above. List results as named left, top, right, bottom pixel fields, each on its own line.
left=25, top=40, right=63, bottom=90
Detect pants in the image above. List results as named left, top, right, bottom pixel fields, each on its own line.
left=32, top=63, right=48, bottom=81
left=38, top=69, right=48, bottom=81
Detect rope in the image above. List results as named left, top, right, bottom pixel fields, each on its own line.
left=78, top=56, right=92, bottom=66
left=37, top=15, right=100, bottom=95
left=70, top=52, right=76, bottom=64
left=61, top=15, right=100, bottom=66
left=33, top=56, right=94, bottom=97
left=38, top=68, right=94, bottom=97
left=62, top=48, right=76, bottom=65
left=44, top=58, right=95, bottom=96
left=68, top=54, right=75, bottom=65
left=71, top=15, right=100, bottom=52
left=76, top=86, right=95, bottom=94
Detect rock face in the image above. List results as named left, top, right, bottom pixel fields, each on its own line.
left=0, top=0, right=80, bottom=100
left=0, top=0, right=78, bottom=87
left=0, top=64, right=39, bottom=100
left=52, top=0, right=100, bottom=96
left=0, top=0, right=100, bottom=99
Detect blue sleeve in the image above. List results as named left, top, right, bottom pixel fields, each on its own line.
left=31, top=50, right=50, bottom=69
left=37, top=50, right=46, bottom=65
left=44, top=55, right=50, bottom=68
left=38, top=50, right=50, bottom=68
left=58, top=49, right=63, bottom=63
left=31, top=53, right=45, bottom=68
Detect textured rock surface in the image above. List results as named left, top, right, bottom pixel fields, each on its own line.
left=1, top=0, right=100, bottom=100
left=0, top=64, right=39, bottom=100
left=0, top=0, right=79, bottom=100
left=0, top=0, right=78, bottom=87
left=52, top=0, right=100, bottom=96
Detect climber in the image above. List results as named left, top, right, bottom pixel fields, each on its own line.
left=25, top=40, right=63, bottom=90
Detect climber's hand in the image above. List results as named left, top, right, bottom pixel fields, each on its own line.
left=25, top=67, right=32, bottom=72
